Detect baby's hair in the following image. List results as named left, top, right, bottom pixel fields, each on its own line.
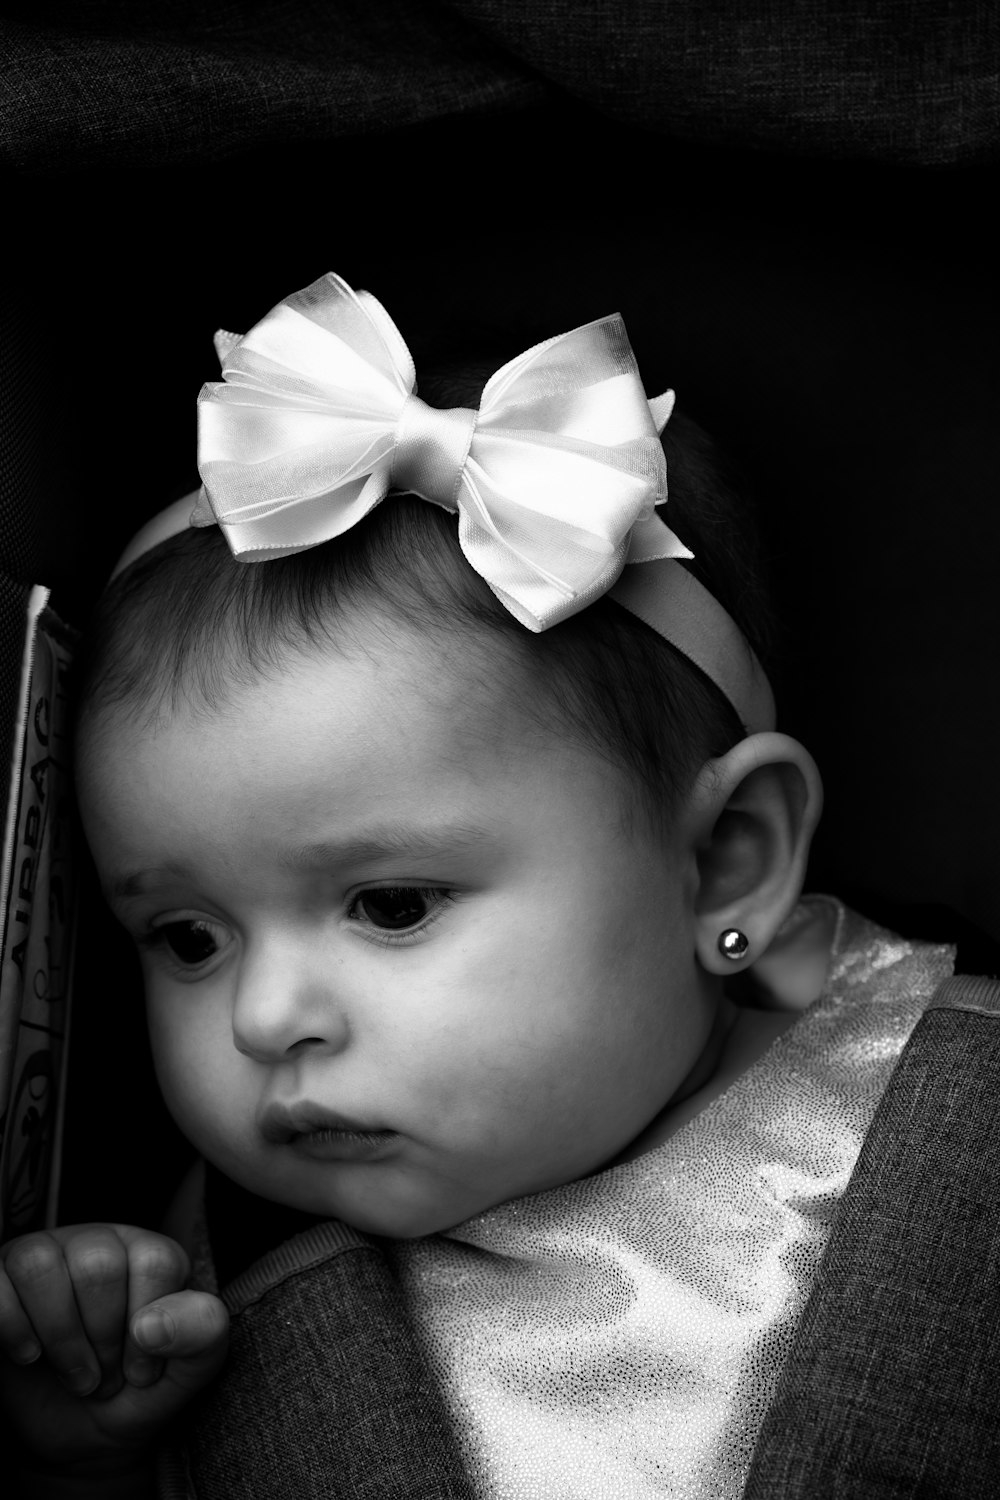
left=77, top=368, right=776, bottom=826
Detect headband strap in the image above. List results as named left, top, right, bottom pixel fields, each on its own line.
left=112, top=273, right=775, bottom=732
left=609, top=562, right=775, bottom=728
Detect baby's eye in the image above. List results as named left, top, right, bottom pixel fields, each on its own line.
left=349, top=887, right=446, bottom=932
left=156, top=919, right=228, bottom=967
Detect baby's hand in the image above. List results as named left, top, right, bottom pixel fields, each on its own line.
left=0, top=1224, right=228, bottom=1480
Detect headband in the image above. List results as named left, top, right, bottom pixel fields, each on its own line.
left=113, top=272, right=775, bottom=732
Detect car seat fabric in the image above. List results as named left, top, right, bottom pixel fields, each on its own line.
left=744, top=975, right=1000, bottom=1496
left=1, top=1, right=996, bottom=174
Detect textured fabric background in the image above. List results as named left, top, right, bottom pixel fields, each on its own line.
left=180, top=1221, right=476, bottom=1499
left=744, top=980, right=1000, bottom=1496
left=1, top=0, right=997, bottom=174
left=458, top=0, right=1000, bottom=163
left=0, top=3, right=541, bottom=176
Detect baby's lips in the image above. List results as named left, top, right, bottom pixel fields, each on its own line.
left=258, top=1097, right=385, bottom=1142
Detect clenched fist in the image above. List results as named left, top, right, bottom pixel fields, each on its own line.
left=0, top=1223, right=228, bottom=1486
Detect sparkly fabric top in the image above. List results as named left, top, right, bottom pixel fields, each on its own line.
left=388, top=900, right=954, bottom=1499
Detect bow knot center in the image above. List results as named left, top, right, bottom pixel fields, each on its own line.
left=391, top=396, right=478, bottom=506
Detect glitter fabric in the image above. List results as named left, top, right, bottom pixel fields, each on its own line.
left=389, top=900, right=955, bottom=1499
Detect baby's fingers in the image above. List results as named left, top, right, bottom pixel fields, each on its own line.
left=0, top=1233, right=100, bottom=1395
left=0, top=1255, right=44, bottom=1366
left=117, top=1227, right=190, bottom=1388
left=62, top=1226, right=130, bottom=1397
left=131, top=1290, right=229, bottom=1399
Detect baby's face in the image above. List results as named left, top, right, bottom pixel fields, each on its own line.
left=79, top=629, right=715, bottom=1237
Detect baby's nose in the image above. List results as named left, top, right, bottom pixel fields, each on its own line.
left=231, top=947, right=349, bottom=1063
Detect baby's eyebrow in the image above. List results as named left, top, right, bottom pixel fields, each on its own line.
left=281, top=821, right=491, bottom=871
left=103, top=825, right=492, bottom=905
left=108, top=863, right=190, bottom=902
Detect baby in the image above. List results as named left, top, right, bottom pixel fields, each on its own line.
left=0, top=275, right=954, bottom=1497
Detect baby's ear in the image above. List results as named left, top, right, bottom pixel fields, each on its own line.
left=684, top=734, right=823, bottom=976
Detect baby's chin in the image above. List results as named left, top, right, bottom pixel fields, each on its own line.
left=218, top=1150, right=496, bottom=1240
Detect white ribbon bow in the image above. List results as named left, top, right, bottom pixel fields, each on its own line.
left=195, top=272, right=692, bottom=631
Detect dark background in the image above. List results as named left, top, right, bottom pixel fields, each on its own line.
left=2, top=3, right=997, bottom=1229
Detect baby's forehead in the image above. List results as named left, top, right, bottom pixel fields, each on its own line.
left=76, top=629, right=669, bottom=911
left=79, top=623, right=555, bottom=788
left=75, top=513, right=683, bottom=851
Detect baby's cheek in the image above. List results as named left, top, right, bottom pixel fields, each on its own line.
left=147, top=998, right=244, bottom=1147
